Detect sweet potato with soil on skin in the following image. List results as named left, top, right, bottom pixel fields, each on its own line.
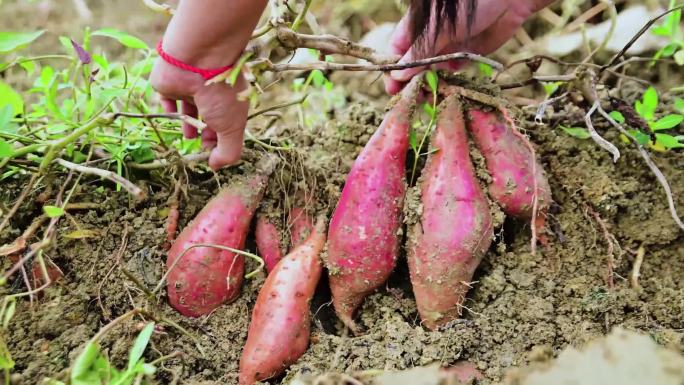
left=467, top=109, right=551, bottom=238
left=239, top=218, right=327, bottom=385
left=255, top=214, right=284, bottom=274
left=288, top=206, right=313, bottom=248
left=327, top=76, right=421, bottom=334
left=166, top=161, right=273, bottom=317
left=408, top=95, right=493, bottom=330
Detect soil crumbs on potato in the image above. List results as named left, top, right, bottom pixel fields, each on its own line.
left=1, top=1, right=683, bottom=384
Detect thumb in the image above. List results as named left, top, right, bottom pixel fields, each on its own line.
left=208, top=126, right=244, bottom=170
left=390, top=13, right=413, bottom=55
left=390, top=48, right=425, bottom=82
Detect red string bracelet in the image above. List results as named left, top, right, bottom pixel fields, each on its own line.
left=156, top=40, right=234, bottom=80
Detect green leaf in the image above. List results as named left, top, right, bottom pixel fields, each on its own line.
left=0, top=80, right=23, bottom=116
left=0, top=336, right=14, bottom=370
left=0, top=30, right=45, bottom=54
left=650, top=114, right=683, bottom=130
left=629, top=129, right=651, bottom=145
left=655, top=133, right=684, bottom=148
left=659, top=42, right=679, bottom=57
left=43, top=205, right=65, bottom=218
left=58, top=36, right=72, bottom=54
left=92, top=54, right=109, bottom=73
left=310, top=70, right=326, bottom=88
left=609, top=110, right=625, bottom=124
left=141, top=363, right=156, bottom=375
left=0, top=105, right=12, bottom=132
left=35, top=66, right=55, bottom=88
left=72, top=151, right=88, bottom=164
left=675, top=98, right=684, bottom=114
left=0, top=139, right=13, bottom=158
left=651, top=25, right=670, bottom=36
left=640, top=87, right=658, bottom=121
left=561, top=126, right=591, bottom=139
left=131, top=56, right=154, bottom=76
left=542, top=81, right=563, bottom=96
left=291, top=77, right=304, bottom=92
left=422, top=102, right=435, bottom=118
left=71, top=342, right=100, bottom=382
left=425, top=70, right=438, bottom=93
left=409, top=127, right=418, bottom=151
left=179, top=137, right=201, bottom=155
left=478, top=63, right=493, bottom=78
left=127, top=322, right=154, bottom=370
left=3, top=298, right=16, bottom=329
left=131, top=145, right=155, bottom=163
left=675, top=50, right=684, bottom=66
left=634, top=100, right=644, bottom=117
left=92, top=29, right=148, bottom=50
left=19, top=60, right=36, bottom=76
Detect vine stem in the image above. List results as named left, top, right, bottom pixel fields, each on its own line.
left=251, top=52, right=503, bottom=72
left=39, top=113, right=113, bottom=172
left=55, top=159, right=146, bottom=200
left=152, top=243, right=265, bottom=295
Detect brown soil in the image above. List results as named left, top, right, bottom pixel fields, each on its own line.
left=1, top=1, right=683, bottom=385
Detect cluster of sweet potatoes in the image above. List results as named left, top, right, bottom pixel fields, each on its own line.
left=164, top=75, right=551, bottom=384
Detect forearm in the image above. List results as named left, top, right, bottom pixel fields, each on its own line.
left=162, top=0, right=268, bottom=68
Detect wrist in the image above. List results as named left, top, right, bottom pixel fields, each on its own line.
left=160, top=0, right=266, bottom=69
left=161, top=26, right=244, bottom=69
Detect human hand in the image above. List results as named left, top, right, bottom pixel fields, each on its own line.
left=385, top=0, right=554, bottom=94
left=148, top=0, right=267, bottom=170
left=150, top=57, right=248, bottom=170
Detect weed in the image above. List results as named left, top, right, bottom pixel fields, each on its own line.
left=409, top=70, right=439, bottom=185
left=561, top=87, right=683, bottom=151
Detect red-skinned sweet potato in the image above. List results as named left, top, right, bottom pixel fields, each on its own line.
left=408, top=96, right=493, bottom=330
left=327, top=76, right=421, bottom=334
left=166, top=165, right=271, bottom=317
left=255, top=214, right=284, bottom=274
left=288, top=206, right=313, bottom=248
left=467, top=109, right=551, bottom=238
left=239, top=218, right=327, bottom=385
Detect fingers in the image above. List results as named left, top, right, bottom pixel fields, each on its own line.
left=208, top=125, right=244, bottom=171
left=194, top=78, right=249, bottom=170
left=201, top=127, right=217, bottom=149
left=383, top=75, right=405, bottom=95
left=460, top=5, right=533, bottom=56
left=160, top=98, right=178, bottom=114
left=181, top=101, right=199, bottom=138
left=390, top=13, right=413, bottom=56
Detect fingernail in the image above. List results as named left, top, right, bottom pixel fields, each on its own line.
left=390, top=69, right=406, bottom=80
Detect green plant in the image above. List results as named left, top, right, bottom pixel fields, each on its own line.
left=409, top=70, right=439, bottom=184
left=610, top=87, right=684, bottom=151
left=0, top=299, right=16, bottom=385
left=291, top=50, right=346, bottom=130
left=560, top=87, right=683, bottom=150
left=651, top=1, right=684, bottom=65
left=67, top=322, right=157, bottom=385
left=0, top=27, right=204, bottom=183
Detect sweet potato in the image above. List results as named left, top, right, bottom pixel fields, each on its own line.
left=239, top=218, right=327, bottom=385
left=255, top=214, right=284, bottom=274
left=408, top=96, right=493, bottom=330
left=467, top=109, right=551, bottom=237
left=288, top=206, right=313, bottom=248
left=327, top=76, right=420, bottom=334
left=166, top=166, right=271, bottom=317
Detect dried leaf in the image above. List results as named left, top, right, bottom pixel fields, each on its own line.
left=63, top=229, right=99, bottom=239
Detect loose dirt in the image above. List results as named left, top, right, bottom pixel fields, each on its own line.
left=1, top=1, right=682, bottom=384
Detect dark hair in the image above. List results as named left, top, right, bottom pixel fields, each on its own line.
left=409, top=0, right=477, bottom=54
